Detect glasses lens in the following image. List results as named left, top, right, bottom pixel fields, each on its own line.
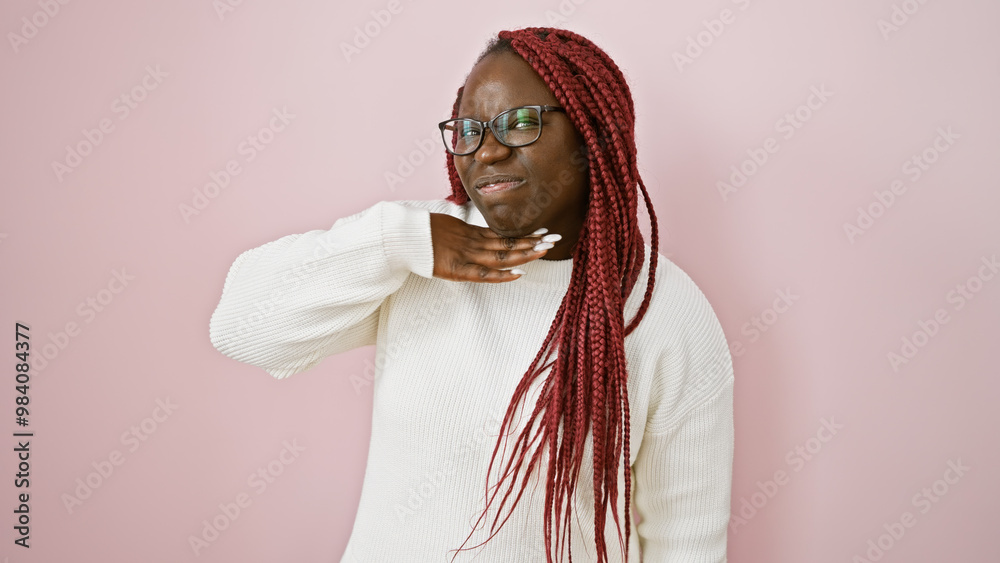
left=495, top=107, right=541, bottom=147
left=442, top=120, right=482, bottom=155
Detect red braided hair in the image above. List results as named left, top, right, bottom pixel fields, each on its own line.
left=444, top=28, right=659, bottom=563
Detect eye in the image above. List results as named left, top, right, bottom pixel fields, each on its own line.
left=457, top=121, right=481, bottom=138
left=509, top=109, right=540, bottom=130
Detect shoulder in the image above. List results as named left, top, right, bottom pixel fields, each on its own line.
left=626, top=243, right=725, bottom=343
left=627, top=243, right=733, bottom=432
left=391, top=198, right=472, bottom=218
left=329, top=198, right=472, bottom=228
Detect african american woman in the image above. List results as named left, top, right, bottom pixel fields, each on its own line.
left=209, top=27, right=735, bottom=563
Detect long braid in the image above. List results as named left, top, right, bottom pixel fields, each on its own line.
left=444, top=28, right=659, bottom=563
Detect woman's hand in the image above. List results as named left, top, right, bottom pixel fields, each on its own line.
left=429, top=213, right=561, bottom=282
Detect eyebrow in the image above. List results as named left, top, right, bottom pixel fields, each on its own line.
left=456, top=104, right=555, bottom=121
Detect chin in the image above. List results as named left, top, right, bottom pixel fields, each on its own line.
left=473, top=199, right=537, bottom=235
left=483, top=218, right=510, bottom=234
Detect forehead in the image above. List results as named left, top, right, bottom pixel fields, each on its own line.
left=458, top=52, right=559, bottom=119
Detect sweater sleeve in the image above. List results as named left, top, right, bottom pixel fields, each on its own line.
left=632, top=283, right=735, bottom=562
left=633, top=378, right=734, bottom=562
left=208, top=200, right=434, bottom=379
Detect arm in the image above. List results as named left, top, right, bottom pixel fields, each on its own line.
left=633, top=378, right=734, bottom=562
left=632, top=282, right=735, bottom=562
left=208, top=200, right=434, bottom=379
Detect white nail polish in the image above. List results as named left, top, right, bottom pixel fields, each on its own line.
left=540, top=234, right=562, bottom=243
left=534, top=242, right=554, bottom=251
left=531, top=228, right=548, bottom=235
left=510, top=268, right=526, bottom=275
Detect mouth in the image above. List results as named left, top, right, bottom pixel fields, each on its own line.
left=474, top=175, right=525, bottom=195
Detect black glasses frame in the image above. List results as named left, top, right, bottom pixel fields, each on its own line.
left=438, top=105, right=566, bottom=156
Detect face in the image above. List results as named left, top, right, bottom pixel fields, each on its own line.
left=455, top=51, right=589, bottom=259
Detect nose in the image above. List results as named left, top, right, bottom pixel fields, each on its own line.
left=474, top=127, right=513, bottom=164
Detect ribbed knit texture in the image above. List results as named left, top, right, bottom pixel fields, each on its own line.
left=208, top=199, right=735, bottom=562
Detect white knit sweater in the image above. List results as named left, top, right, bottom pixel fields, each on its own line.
left=208, top=198, right=734, bottom=562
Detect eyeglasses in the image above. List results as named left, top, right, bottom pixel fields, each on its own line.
left=438, top=105, right=566, bottom=156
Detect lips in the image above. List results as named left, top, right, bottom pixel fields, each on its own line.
left=474, top=175, right=525, bottom=194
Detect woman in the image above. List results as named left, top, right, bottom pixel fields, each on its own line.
left=209, top=27, right=734, bottom=562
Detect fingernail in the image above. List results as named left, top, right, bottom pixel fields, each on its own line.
left=510, top=268, right=526, bottom=275
left=531, top=228, right=548, bottom=235
left=534, top=242, right=554, bottom=252
left=540, top=234, right=562, bottom=243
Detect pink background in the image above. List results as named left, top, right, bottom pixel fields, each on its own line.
left=1, top=0, right=997, bottom=561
